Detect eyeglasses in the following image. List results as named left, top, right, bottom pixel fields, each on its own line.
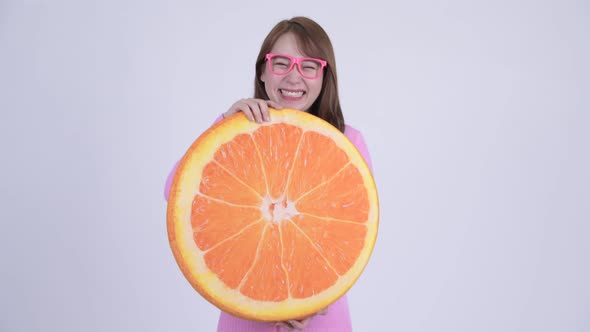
left=265, top=53, right=327, bottom=79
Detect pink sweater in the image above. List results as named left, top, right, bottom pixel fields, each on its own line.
left=164, top=115, right=373, bottom=332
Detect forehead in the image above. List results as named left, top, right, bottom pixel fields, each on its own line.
left=270, top=33, right=308, bottom=58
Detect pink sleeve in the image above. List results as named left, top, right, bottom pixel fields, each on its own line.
left=163, top=161, right=180, bottom=201
left=346, top=128, right=373, bottom=172
left=164, top=114, right=225, bottom=201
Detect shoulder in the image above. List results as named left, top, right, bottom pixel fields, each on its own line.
left=343, top=123, right=373, bottom=169
left=343, top=124, right=364, bottom=141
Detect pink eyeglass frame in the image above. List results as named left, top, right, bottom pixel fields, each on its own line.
left=265, top=53, right=328, bottom=79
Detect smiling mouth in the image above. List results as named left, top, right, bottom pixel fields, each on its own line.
left=280, top=89, right=305, bottom=98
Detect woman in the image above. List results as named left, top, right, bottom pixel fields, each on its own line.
left=165, top=16, right=373, bottom=331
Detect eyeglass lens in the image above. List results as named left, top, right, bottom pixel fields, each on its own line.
left=269, top=55, right=323, bottom=78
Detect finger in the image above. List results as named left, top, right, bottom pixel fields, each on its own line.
left=241, top=108, right=255, bottom=122
left=288, top=319, right=306, bottom=330
left=244, top=100, right=264, bottom=123
left=257, top=100, right=270, bottom=122
left=275, top=322, right=294, bottom=331
left=299, top=316, right=313, bottom=328
left=267, top=100, right=283, bottom=110
left=224, top=102, right=239, bottom=119
left=233, top=100, right=255, bottom=122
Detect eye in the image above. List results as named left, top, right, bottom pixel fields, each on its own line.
left=301, top=60, right=320, bottom=70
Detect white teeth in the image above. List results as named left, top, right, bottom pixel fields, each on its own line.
left=280, top=89, right=304, bottom=97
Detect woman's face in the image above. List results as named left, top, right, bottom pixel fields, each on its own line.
left=260, top=33, right=324, bottom=112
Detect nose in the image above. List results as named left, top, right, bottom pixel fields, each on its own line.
left=285, top=64, right=304, bottom=82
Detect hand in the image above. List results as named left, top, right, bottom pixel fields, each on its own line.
left=224, top=98, right=283, bottom=123
left=274, top=308, right=328, bottom=331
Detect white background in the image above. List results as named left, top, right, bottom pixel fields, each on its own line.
left=1, top=0, right=589, bottom=331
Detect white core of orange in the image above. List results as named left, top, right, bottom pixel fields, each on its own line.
left=261, top=196, right=298, bottom=222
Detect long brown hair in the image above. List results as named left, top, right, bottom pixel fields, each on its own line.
left=254, top=17, right=345, bottom=132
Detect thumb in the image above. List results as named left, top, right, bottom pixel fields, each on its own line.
left=267, top=100, right=283, bottom=110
